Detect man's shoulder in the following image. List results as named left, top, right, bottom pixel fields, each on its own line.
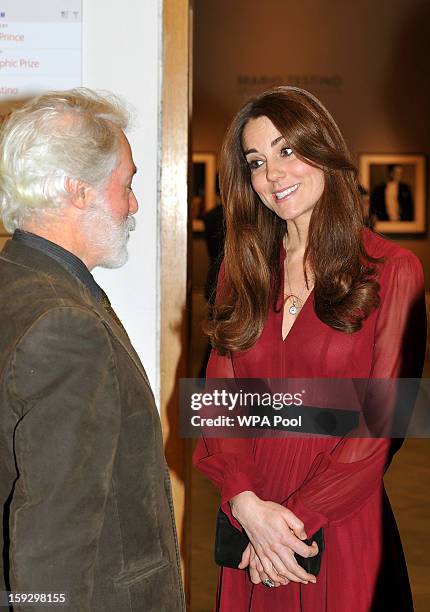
left=1, top=254, right=90, bottom=310
left=1, top=237, right=95, bottom=300
left=0, top=251, right=105, bottom=355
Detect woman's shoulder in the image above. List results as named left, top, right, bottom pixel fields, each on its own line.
left=363, top=229, right=424, bottom=289
left=363, top=228, right=421, bottom=266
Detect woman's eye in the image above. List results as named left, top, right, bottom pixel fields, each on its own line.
left=281, top=147, right=293, bottom=157
left=248, top=159, right=263, bottom=170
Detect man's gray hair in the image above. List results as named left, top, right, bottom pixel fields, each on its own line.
left=0, top=87, right=129, bottom=232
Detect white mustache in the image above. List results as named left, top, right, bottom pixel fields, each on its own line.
left=126, top=215, right=136, bottom=232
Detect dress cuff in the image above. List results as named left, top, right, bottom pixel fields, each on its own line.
left=220, top=472, right=258, bottom=531
left=221, top=471, right=258, bottom=506
left=287, top=492, right=327, bottom=538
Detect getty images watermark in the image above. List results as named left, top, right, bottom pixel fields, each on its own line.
left=180, top=378, right=430, bottom=438
left=190, top=387, right=305, bottom=429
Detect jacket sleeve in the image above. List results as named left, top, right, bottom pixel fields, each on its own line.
left=286, top=251, right=427, bottom=536
left=6, top=306, right=121, bottom=612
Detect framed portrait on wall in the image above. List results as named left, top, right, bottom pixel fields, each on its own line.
left=359, top=154, right=426, bottom=234
left=191, top=152, right=217, bottom=232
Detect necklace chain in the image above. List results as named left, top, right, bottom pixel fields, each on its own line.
left=284, top=248, right=310, bottom=316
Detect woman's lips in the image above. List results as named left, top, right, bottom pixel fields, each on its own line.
left=273, top=183, right=300, bottom=202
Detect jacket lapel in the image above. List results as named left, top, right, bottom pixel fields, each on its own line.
left=93, top=299, right=152, bottom=389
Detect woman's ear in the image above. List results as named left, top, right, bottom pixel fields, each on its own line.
left=64, top=177, right=93, bottom=210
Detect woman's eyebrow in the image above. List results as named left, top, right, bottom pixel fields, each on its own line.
left=243, top=136, right=284, bottom=156
left=271, top=135, right=284, bottom=147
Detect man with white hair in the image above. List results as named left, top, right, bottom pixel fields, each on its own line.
left=0, top=89, right=184, bottom=611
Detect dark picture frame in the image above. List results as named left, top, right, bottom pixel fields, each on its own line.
left=359, top=154, right=426, bottom=234
left=191, top=152, right=217, bottom=232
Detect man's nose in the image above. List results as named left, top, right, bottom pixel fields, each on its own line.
left=129, top=191, right=139, bottom=214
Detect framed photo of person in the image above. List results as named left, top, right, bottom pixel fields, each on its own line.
left=359, top=154, right=426, bottom=234
left=191, top=152, right=217, bottom=232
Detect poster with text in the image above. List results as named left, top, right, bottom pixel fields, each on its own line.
left=0, top=0, right=82, bottom=234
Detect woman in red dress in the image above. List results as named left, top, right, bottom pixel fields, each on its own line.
left=193, top=87, right=426, bottom=611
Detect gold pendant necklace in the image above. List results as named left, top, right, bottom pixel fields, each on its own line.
left=285, top=249, right=308, bottom=316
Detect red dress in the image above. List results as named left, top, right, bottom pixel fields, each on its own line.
left=194, top=230, right=426, bottom=611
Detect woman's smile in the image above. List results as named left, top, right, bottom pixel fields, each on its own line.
left=273, top=183, right=300, bottom=202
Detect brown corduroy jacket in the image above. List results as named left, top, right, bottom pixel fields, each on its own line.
left=0, top=239, right=185, bottom=611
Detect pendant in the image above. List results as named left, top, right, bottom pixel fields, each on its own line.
left=289, top=304, right=298, bottom=315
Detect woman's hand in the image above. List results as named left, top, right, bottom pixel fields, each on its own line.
left=239, top=542, right=288, bottom=586
left=230, top=491, right=318, bottom=585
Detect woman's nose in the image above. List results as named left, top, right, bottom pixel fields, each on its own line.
left=266, top=158, right=285, bottom=182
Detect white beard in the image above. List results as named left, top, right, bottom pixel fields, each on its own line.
left=82, top=195, right=136, bottom=269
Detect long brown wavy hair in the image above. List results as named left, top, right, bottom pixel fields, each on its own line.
left=207, top=86, right=380, bottom=354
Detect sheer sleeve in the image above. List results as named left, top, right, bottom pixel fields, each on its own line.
left=193, top=265, right=263, bottom=528
left=193, top=349, right=263, bottom=528
left=287, top=251, right=427, bottom=536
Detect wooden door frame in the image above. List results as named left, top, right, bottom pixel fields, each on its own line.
left=160, top=0, right=192, bottom=602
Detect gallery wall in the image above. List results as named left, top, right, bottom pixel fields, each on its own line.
left=192, top=0, right=430, bottom=287
left=83, top=0, right=162, bottom=395
left=0, top=2, right=164, bottom=399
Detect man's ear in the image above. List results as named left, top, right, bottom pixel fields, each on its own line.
left=64, top=177, right=93, bottom=210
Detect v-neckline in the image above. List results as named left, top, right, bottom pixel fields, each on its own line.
left=279, top=242, right=314, bottom=342
left=281, top=287, right=314, bottom=341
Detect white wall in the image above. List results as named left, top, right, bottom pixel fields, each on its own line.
left=83, top=0, right=162, bottom=400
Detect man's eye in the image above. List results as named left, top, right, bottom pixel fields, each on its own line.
left=248, top=159, right=263, bottom=170
left=281, top=147, right=293, bottom=157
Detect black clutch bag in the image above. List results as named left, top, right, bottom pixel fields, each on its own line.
left=214, top=508, right=324, bottom=575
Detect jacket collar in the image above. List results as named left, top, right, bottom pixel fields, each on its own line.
left=12, top=229, right=103, bottom=302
